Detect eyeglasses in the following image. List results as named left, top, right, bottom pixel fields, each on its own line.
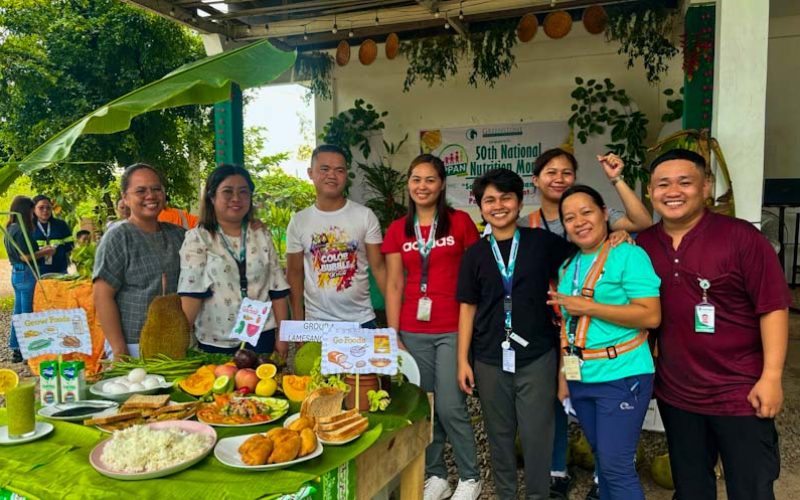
left=216, top=188, right=252, bottom=201
left=127, top=186, right=164, bottom=198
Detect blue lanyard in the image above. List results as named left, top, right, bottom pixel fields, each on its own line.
left=489, top=230, right=520, bottom=331
left=219, top=224, right=248, bottom=298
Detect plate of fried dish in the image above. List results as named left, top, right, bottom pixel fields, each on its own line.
left=85, top=394, right=198, bottom=432
left=214, top=425, right=323, bottom=471
left=89, top=420, right=216, bottom=480
left=197, top=395, right=289, bottom=427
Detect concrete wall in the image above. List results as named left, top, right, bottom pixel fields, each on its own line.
left=766, top=14, right=800, bottom=179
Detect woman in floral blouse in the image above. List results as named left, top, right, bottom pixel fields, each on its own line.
left=178, top=165, right=290, bottom=356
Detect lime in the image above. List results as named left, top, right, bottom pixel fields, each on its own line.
left=256, top=363, right=277, bottom=380
left=212, top=375, right=233, bottom=394
left=0, top=368, right=19, bottom=395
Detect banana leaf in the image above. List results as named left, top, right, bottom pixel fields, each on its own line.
left=0, top=40, right=296, bottom=193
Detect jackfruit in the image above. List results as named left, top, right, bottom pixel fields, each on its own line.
left=651, top=453, right=674, bottom=489
left=569, top=431, right=595, bottom=470
left=294, top=342, right=321, bottom=376
left=138, top=294, right=190, bottom=359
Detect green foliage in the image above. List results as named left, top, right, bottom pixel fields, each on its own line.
left=356, top=136, right=409, bottom=231
left=0, top=0, right=213, bottom=210
left=467, top=20, right=517, bottom=88
left=401, top=35, right=463, bottom=92
left=661, top=87, right=684, bottom=123
left=400, top=21, right=518, bottom=92
left=294, top=51, right=334, bottom=101
left=0, top=175, right=32, bottom=259
left=0, top=295, right=14, bottom=310
left=568, top=77, right=649, bottom=187
left=321, top=99, right=387, bottom=165
left=367, top=389, right=391, bottom=412
left=605, top=1, right=679, bottom=84
left=71, top=243, right=96, bottom=279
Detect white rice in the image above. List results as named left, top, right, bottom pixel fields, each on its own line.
left=101, top=425, right=212, bottom=473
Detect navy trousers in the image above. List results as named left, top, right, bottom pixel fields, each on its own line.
left=568, top=373, right=653, bottom=500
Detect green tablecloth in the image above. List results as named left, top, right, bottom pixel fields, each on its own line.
left=0, top=383, right=429, bottom=500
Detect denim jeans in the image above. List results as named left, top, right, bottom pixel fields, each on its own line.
left=10, top=264, right=36, bottom=350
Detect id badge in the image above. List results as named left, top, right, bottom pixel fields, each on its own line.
left=45, top=254, right=53, bottom=265
left=562, top=354, right=582, bottom=381
left=694, top=303, right=715, bottom=334
left=502, top=346, right=515, bottom=373
left=416, top=297, right=433, bottom=322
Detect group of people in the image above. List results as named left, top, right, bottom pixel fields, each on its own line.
left=3, top=142, right=789, bottom=500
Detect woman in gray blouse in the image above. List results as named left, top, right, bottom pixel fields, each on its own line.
left=93, top=163, right=185, bottom=360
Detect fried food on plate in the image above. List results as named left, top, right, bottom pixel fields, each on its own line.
left=238, top=434, right=273, bottom=466
left=298, top=427, right=317, bottom=457
left=267, top=428, right=301, bottom=464
left=287, top=415, right=315, bottom=432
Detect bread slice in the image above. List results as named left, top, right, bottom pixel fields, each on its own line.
left=121, top=394, right=170, bottom=410
left=316, top=416, right=369, bottom=442
left=151, top=401, right=197, bottom=416
left=316, top=413, right=363, bottom=432
left=300, top=388, right=345, bottom=419
left=315, top=408, right=360, bottom=426
left=83, top=410, right=143, bottom=427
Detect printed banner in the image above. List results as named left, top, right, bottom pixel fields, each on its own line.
left=13, top=308, right=92, bottom=359
left=420, top=122, right=570, bottom=207
left=321, top=328, right=398, bottom=376
left=229, top=298, right=273, bottom=347
left=279, top=320, right=360, bottom=343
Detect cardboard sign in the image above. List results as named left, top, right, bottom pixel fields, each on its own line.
left=229, top=298, right=273, bottom=347
left=13, top=308, right=91, bottom=359
left=279, top=320, right=359, bottom=343
left=321, top=328, right=398, bottom=376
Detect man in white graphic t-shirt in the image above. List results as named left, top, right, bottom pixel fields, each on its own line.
left=286, top=144, right=387, bottom=327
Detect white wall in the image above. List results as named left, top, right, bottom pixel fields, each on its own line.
left=766, top=14, right=800, bottom=179
left=317, top=23, right=683, bottom=218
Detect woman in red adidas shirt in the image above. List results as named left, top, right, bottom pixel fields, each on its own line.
left=383, top=154, right=482, bottom=500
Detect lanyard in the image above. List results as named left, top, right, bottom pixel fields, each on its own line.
left=489, top=230, right=520, bottom=332
left=36, top=220, right=50, bottom=242
left=538, top=209, right=551, bottom=233
left=414, top=215, right=438, bottom=294
left=219, top=224, right=248, bottom=298
left=561, top=241, right=611, bottom=352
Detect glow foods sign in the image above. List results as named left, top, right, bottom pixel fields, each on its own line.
left=420, top=122, right=570, bottom=207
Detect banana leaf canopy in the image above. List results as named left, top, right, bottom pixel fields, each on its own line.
left=0, top=40, right=296, bottom=193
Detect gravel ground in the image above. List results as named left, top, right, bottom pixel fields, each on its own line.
left=1, top=285, right=799, bottom=499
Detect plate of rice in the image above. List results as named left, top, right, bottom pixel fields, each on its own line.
left=89, top=420, right=217, bottom=480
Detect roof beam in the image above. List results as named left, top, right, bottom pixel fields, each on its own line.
left=119, top=0, right=229, bottom=35
left=416, top=0, right=467, bottom=35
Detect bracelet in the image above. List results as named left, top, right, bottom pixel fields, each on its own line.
left=610, top=176, right=622, bottom=186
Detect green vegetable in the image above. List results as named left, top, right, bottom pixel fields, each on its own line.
left=367, top=389, right=391, bottom=412
left=308, top=356, right=350, bottom=393
left=71, top=243, right=96, bottom=279
left=100, top=354, right=205, bottom=381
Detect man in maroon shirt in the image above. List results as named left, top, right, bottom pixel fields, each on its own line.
left=637, top=149, right=790, bottom=500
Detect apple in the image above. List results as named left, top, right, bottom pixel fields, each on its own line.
left=214, top=364, right=238, bottom=379
left=234, top=368, right=259, bottom=392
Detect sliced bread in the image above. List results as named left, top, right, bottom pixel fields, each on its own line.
left=316, top=416, right=369, bottom=442
left=300, top=388, right=345, bottom=419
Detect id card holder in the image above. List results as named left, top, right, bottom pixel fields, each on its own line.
left=562, top=354, right=582, bottom=381
left=45, top=254, right=53, bottom=265
left=502, top=345, right=515, bottom=373
left=416, top=296, right=433, bottom=322
left=694, top=302, right=715, bottom=334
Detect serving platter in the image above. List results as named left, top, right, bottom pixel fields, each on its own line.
left=196, top=396, right=288, bottom=427
left=214, top=433, right=323, bottom=471
left=38, top=400, right=119, bottom=422
left=90, top=375, right=173, bottom=402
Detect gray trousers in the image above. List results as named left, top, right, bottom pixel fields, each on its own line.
left=474, top=349, right=557, bottom=500
left=401, top=331, right=480, bottom=480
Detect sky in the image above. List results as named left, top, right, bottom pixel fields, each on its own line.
left=243, top=83, right=314, bottom=178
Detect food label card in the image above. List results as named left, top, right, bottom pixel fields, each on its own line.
left=279, top=320, right=359, bottom=342
left=321, top=328, right=399, bottom=376
left=13, top=308, right=91, bottom=359
left=229, top=298, right=273, bottom=346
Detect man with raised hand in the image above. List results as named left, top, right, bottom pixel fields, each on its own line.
left=286, top=144, right=386, bottom=327
left=637, top=149, right=790, bottom=500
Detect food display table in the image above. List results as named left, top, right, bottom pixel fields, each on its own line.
left=0, top=384, right=431, bottom=500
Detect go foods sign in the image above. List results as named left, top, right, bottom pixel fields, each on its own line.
left=420, top=122, right=569, bottom=207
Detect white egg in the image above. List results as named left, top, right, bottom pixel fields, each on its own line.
left=104, top=383, right=127, bottom=394
left=127, top=368, right=147, bottom=383
left=143, top=375, right=160, bottom=384
left=142, top=378, right=160, bottom=389
left=128, top=382, right=145, bottom=391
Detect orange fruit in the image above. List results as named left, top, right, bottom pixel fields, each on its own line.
left=0, top=368, right=19, bottom=395
left=256, top=363, right=277, bottom=380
